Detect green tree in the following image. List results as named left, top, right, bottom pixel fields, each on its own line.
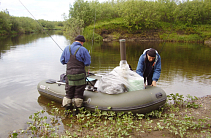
left=63, top=0, right=211, bottom=40
left=57, top=21, right=64, bottom=27
left=69, top=0, right=93, bottom=26
left=118, top=0, right=161, bottom=31
left=176, top=0, right=211, bottom=26
left=10, top=17, right=21, bottom=33
left=0, top=11, right=11, bottom=34
left=64, top=17, right=84, bottom=38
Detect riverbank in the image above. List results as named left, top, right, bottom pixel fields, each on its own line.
left=101, top=29, right=210, bottom=45
left=83, top=18, right=211, bottom=44
left=10, top=94, right=211, bottom=137
left=102, top=29, right=163, bottom=42
left=205, top=38, right=211, bottom=46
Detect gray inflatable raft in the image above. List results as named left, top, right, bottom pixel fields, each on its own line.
left=37, top=75, right=167, bottom=114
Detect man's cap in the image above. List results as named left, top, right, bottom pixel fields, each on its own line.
left=147, top=48, right=156, bottom=57
left=75, top=35, right=85, bottom=42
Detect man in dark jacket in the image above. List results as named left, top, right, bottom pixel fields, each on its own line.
left=136, top=48, right=161, bottom=86
left=60, top=35, right=91, bottom=115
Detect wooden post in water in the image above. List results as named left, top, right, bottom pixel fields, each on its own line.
left=119, top=39, right=126, bottom=61
left=119, top=39, right=127, bottom=79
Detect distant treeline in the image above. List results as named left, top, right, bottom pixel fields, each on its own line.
left=64, top=0, right=211, bottom=40
left=0, top=10, right=64, bottom=35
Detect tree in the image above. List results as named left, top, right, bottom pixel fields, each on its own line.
left=0, top=11, right=11, bottom=34
left=64, top=17, right=84, bottom=38
left=69, top=0, right=93, bottom=26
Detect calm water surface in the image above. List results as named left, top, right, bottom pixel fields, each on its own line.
left=0, top=33, right=211, bottom=137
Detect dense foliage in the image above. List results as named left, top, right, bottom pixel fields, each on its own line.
left=64, top=0, right=211, bottom=41
left=10, top=94, right=211, bottom=137
left=0, top=10, right=64, bottom=35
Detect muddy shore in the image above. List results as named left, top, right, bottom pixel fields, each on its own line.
left=101, top=30, right=211, bottom=46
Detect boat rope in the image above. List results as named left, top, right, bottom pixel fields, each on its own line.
left=19, top=0, right=63, bottom=52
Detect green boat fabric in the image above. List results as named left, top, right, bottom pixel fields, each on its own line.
left=37, top=77, right=167, bottom=114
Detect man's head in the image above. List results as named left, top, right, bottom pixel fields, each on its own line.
left=147, top=48, right=156, bottom=62
left=75, top=35, right=85, bottom=45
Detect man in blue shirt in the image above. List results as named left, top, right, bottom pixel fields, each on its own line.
left=136, top=48, right=161, bottom=86
left=60, top=35, right=91, bottom=115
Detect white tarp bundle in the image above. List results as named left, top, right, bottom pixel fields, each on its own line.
left=96, top=61, right=144, bottom=94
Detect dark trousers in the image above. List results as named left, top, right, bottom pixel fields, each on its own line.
left=65, top=67, right=86, bottom=99
left=65, top=84, right=86, bottom=99
left=65, top=77, right=86, bottom=99
left=144, top=76, right=152, bottom=85
left=144, top=71, right=153, bottom=85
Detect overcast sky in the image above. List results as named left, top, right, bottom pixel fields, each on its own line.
left=0, top=0, right=76, bottom=21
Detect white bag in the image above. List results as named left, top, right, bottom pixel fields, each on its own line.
left=97, top=61, right=144, bottom=94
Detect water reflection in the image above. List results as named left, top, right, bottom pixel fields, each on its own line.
left=0, top=34, right=211, bottom=137
left=84, top=41, right=211, bottom=97
left=0, top=31, right=64, bottom=59
left=37, top=95, right=75, bottom=132
left=85, top=41, right=211, bottom=83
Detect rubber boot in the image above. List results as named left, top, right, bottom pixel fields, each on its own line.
left=72, top=101, right=78, bottom=116
left=64, top=103, right=73, bottom=116
left=62, top=97, right=73, bottom=116
left=72, top=98, right=83, bottom=116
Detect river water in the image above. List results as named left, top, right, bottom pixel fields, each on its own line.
left=0, top=33, right=211, bottom=137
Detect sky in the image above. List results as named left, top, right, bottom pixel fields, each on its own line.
left=0, top=0, right=75, bottom=21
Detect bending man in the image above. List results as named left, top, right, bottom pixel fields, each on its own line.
left=136, top=48, right=161, bottom=86
left=60, top=35, right=91, bottom=115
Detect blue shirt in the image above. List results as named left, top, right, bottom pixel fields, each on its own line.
left=60, top=42, right=91, bottom=66
left=136, top=49, right=161, bottom=81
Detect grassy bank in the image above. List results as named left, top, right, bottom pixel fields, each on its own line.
left=83, top=18, right=211, bottom=43
left=64, top=0, right=211, bottom=43
left=10, top=93, right=211, bottom=138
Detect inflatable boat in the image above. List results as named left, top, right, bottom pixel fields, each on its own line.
left=37, top=74, right=167, bottom=114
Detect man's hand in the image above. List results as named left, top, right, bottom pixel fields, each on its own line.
left=151, top=81, right=156, bottom=86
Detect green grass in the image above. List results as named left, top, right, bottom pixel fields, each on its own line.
left=9, top=93, right=211, bottom=138
left=83, top=18, right=211, bottom=42
left=160, top=33, right=204, bottom=42
left=83, top=18, right=127, bottom=41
